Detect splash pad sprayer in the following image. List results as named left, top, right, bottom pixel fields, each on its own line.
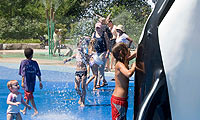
left=43, top=0, right=62, bottom=55
left=45, top=7, right=55, bottom=55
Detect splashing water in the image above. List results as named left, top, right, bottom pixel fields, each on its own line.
left=34, top=112, right=83, bottom=120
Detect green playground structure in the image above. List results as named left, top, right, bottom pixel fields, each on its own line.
left=46, top=8, right=55, bottom=55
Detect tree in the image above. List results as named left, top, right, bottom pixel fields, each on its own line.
left=0, top=0, right=151, bottom=42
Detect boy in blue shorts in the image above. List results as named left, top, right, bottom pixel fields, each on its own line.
left=19, top=48, right=43, bottom=117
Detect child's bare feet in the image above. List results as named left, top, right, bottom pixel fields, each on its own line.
left=31, top=111, right=38, bottom=117
left=93, top=87, right=97, bottom=91
left=78, top=99, right=82, bottom=104
left=96, top=85, right=100, bottom=88
left=80, top=102, right=85, bottom=107
left=20, top=110, right=26, bottom=115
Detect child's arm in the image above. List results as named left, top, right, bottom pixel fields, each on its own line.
left=21, top=99, right=31, bottom=110
left=21, top=76, right=25, bottom=88
left=127, top=36, right=137, bottom=48
left=118, top=62, right=136, bottom=78
left=126, top=36, right=133, bottom=48
left=127, top=49, right=137, bottom=61
left=38, top=76, right=43, bottom=89
left=63, top=54, right=76, bottom=64
left=7, top=100, right=21, bottom=106
left=7, top=94, right=21, bottom=106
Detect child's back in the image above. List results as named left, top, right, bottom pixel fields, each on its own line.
left=19, top=48, right=43, bottom=117
left=19, top=59, right=41, bottom=92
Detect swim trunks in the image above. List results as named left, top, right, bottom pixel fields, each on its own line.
left=24, top=91, right=33, bottom=100
left=111, top=95, right=128, bottom=120
left=75, top=71, right=87, bottom=79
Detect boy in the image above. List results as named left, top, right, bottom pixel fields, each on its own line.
left=111, top=43, right=136, bottom=120
left=7, top=80, right=31, bottom=120
left=63, top=39, right=89, bottom=107
left=19, top=48, right=43, bottom=117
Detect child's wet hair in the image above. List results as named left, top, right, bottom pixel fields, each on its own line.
left=112, top=43, right=128, bottom=63
left=7, top=80, right=18, bottom=91
left=24, top=48, right=33, bottom=59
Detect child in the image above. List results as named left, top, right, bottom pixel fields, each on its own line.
left=53, top=29, right=62, bottom=56
left=7, top=80, right=31, bottom=120
left=63, top=40, right=89, bottom=107
left=19, top=48, right=43, bottom=117
left=86, top=39, right=102, bottom=90
left=111, top=43, right=136, bottom=120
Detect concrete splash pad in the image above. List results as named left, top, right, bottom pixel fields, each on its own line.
left=0, top=61, right=134, bottom=120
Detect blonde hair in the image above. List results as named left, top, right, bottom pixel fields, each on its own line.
left=112, top=43, right=128, bottom=63
left=7, top=80, right=18, bottom=91
left=88, top=39, right=96, bottom=53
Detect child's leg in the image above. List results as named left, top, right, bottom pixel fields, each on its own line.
left=97, top=68, right=101, bottom=87
left=7, top=113, right=12, bottom=120
left=58, top=45, right=61, bottom=54
left=75, top=75, right=82, bottom=105
left=87, top=65, right=90, bottom=78
left=75, top=76, right=81, bottom=96
left=80, top=75, right=87, bottom=107
left=98, top=52, right=107, bottom=86
left=86, top=75, right=95, bottom=86
left=20, top=99, right=29, bottom=115
left=105, top=58, right=110, bottom=71
left=30, top=98, right=38, bottom=117
left=93, top=75, right=98, bottom=90
left=53, top=45, right=57, bottom=55
left=16, top=113, right=22, bottom=120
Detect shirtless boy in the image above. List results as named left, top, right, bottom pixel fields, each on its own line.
left=111, top=43, right=136, bottom=120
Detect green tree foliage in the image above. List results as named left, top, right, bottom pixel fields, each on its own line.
left=0, top=0, right=151, bottom=44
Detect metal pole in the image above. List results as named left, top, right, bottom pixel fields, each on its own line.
left=50, top=7, right=54, bottom=54
left=46, top=9, right=51, bottom=55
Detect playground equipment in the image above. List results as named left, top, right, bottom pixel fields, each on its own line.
left=46, top=8, right=55, bottom=55
left=43, top=0, right=62, bottom=55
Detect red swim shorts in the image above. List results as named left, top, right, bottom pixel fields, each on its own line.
left=111, top=95, right=128, bottom=120
left=24, top=91, right=34, bottom=100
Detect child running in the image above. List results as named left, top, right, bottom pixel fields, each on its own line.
left=64, top=39, right=89, bottom=107
left=111, top=43, right=136, bottom=120
left=7, top=80, right=31, bottom=120
left=19, top=48, right=43, bottom=117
